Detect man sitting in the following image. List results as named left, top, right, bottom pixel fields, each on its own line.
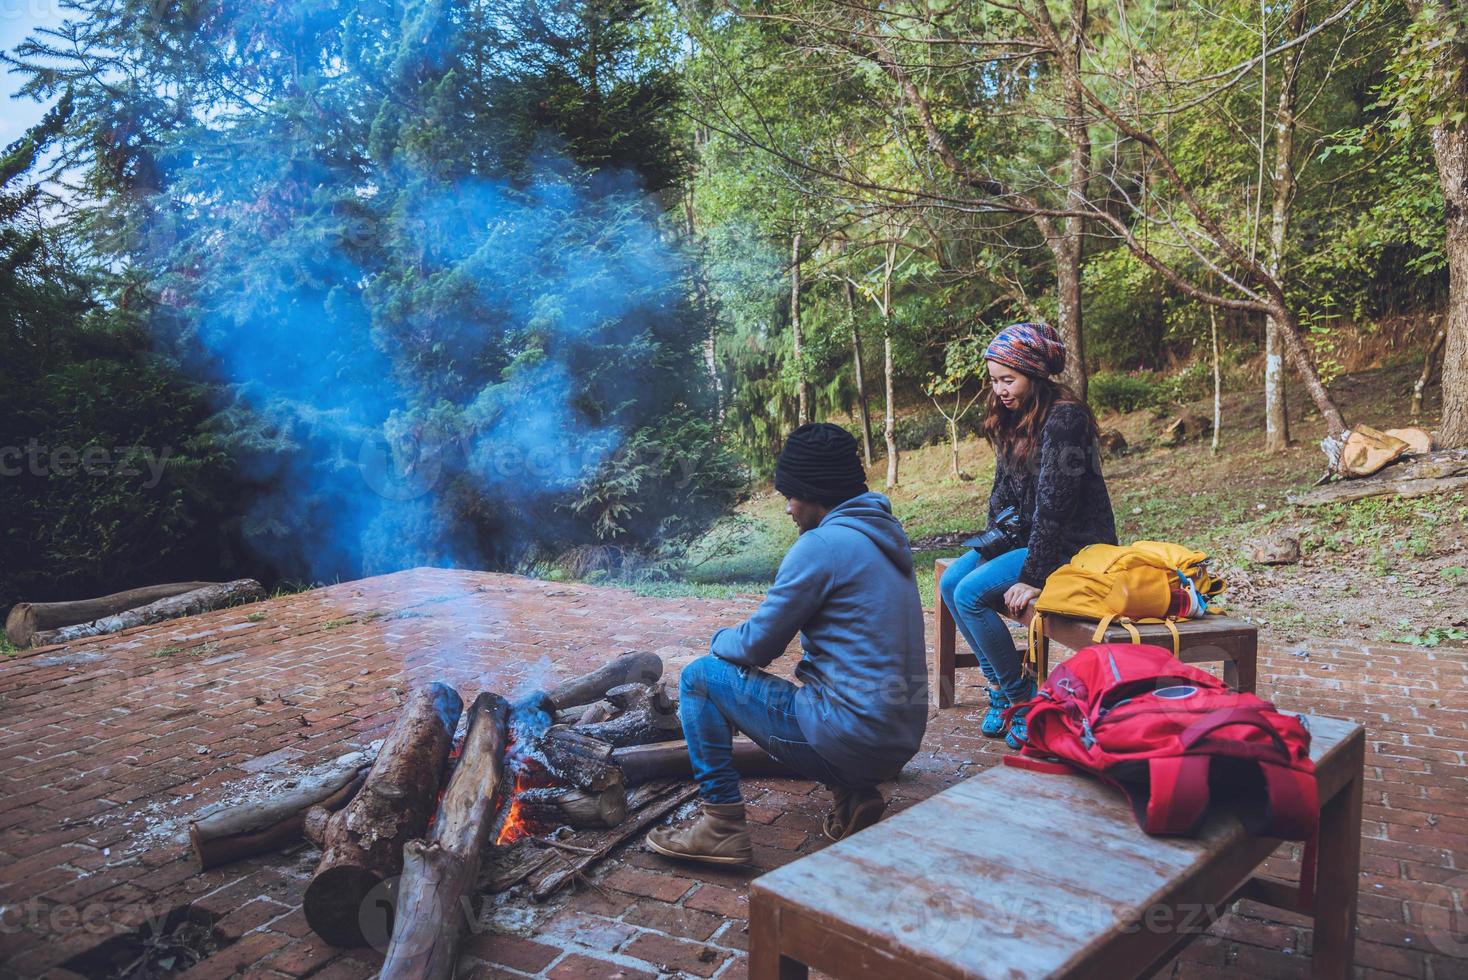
left=647, top=423, right=928, bottom=864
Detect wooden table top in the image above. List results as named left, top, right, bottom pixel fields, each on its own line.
left=751, top=714, right=1361, bottom=978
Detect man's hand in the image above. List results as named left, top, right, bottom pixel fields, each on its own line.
left=1004, top=582, right=1041, bottom=617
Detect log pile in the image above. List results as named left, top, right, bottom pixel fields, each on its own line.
left=18, top=579, right=265, bottom=647
left=197, top=651, right=796, bottom=979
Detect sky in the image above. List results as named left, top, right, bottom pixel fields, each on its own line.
left=1, top=0, right=68, bottom=147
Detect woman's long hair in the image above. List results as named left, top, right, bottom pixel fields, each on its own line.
left=981, top=373, right=1099, bottom=464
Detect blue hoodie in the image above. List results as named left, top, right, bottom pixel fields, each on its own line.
left=709, top=491, right=928, bottom=781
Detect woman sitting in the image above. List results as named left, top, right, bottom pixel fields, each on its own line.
left=938, top=322, right=1117, bottom=748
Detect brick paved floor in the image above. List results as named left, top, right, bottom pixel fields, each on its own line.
left=0, top=567, right=1463, bottom=979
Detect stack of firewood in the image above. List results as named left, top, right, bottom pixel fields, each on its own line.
left=187, top=652, right=794, bottom=980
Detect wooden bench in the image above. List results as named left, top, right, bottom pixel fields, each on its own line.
left=750, top=714, right=1364, bottom=979
left=934, top=556, right=1258, bottom=708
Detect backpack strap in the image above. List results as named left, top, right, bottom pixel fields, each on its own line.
left=1143, top=755, right=1212, bottom=835
left=1094, top=614, right=1142, bottom=644
left=1180, top=708, right=1290, bottom=757
left=1162, top=618, right=1180, bottom=656
left=1256, top=763, right=1320, bottom=910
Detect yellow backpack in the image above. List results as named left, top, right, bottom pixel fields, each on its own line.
left=1027, top=541, right=1225, bottom=661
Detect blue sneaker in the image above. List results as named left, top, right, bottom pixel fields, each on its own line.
left=1004, top=680, right=1038, bottom=750
left=981, top=688, right=1010, bottom=738
left=1004, top=705, right=1031, bottom=749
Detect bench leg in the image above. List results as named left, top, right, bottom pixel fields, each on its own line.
left=750, top=899, right=808, bottom=980
left=1223, top=634, right=1258, bottom=694
left=1311, top=731, right=1363, bottom=979
left=934, top=567, right=957, bottom=709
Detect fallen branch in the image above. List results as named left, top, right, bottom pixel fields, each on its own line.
left=304, top=683, right=463, bottom=948
left=6, top=582, right=219, bottom=648
left=380, top=692, right=511, bottom=980
left=530, top=782, right=701, bottom=901
left=189, top=748, right=376, bottom=870
left=30, top=580, right=265, bottom=647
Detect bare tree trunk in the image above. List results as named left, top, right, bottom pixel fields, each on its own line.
left=1054, top=0, right=1091, bottom=398
left=845, top=278, right=875, bottom=466
left=1270, top=301, right=1348, bottom=436
left=1263, top=0, right=1309, bottom=451
left=684, top=189, right=722, bottom=419
left=882, top=241, right=899, bottom=488
left=1211, top=306, right=1223, bottom=454
left=791, top=230, right=810, bottom=425
left=949, top=408, right=961, bottom=477
left=1414, top=324, right=1448, bottom=419
left=1432, top=119, right=1468, bottom=447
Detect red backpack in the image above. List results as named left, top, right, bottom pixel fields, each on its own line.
left=1005, top=643, right=1319, bottom=906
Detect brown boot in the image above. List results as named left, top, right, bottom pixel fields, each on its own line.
left=646, top=802, right=753, bottom=865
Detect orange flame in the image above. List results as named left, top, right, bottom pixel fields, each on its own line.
left=495, top=773, right=532, bottom=845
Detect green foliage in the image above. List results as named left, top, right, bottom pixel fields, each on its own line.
left=1088, top=372, right=1155, bottom=414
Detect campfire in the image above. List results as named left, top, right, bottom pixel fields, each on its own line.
left=185, top=652, right=795, bottom=980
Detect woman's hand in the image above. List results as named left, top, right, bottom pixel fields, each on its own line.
left=1004, top=582, right=1041, bottom=617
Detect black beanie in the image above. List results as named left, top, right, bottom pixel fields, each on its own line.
left=774, top=423, right=869, bottom=506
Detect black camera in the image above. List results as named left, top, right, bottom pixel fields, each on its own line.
left=962, top=505, right=1025, bottom=560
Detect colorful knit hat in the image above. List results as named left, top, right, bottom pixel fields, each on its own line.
left=984, top=322, right=1067, bottom=378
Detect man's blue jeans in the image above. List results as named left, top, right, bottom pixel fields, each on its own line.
left=938, top=547, right=1032, bottom=701
left=678, top=654, right=848, bottom=804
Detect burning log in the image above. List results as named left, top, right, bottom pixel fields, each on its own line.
left=189, top=748, right=375, bottom=870
left=304, top=682, right=463, bottom=948
left=613, top=736, right=797, bottom=786
left=379, top=692, right=511, bottom=980
left=531, top=650, right=663, bottom=714
left=535, top=726, right=622, bottom=792
left=29, top=580, right=265, bottom=647
left=572, top=682, right=681, bottom=748
left=6, top=581, right=218, bottom=648
left=516, top=784, right=628, bottom=830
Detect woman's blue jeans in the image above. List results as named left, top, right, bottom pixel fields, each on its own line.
left=938, top=547, right=1032, bottom=701
left=678, top=654, right=848, bottom=804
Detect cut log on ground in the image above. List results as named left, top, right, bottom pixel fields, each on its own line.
left=189, top=748, right=375, bottom=870
left=530, top=782, right=701, bottom=901
left=1294, top=448, right=1468, bottom=506
left=516, top=784, right=628, bottom=830
left=613, top=737, right=797, bottom=786
left=6, top=581, right=219, bottom=648
left=379, top=692, right=511, bottom=980
left=531, top=651, right=663, bottom=714
left=571, top=682, right=681, bottom=748
left=30, top=580, right=265, bottom=647
left=304, top=682, right=463, bottom=948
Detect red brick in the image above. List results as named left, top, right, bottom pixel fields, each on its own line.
left=624, top=932, right=730, bottom=978
left=685, top=883, right=749, bottom=919
left=622, top=900, right=724, bottom=941
left=601, top=866, right=696, bottom=903
left=175, top=931, right=291, bottom=980
left=460, top=932, right=560, bottom=973
left=260, top=936, right=339, bottom=977
left=214, top=897, right=290, bottom=941
left=546, top=953, right=658, bottom=980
